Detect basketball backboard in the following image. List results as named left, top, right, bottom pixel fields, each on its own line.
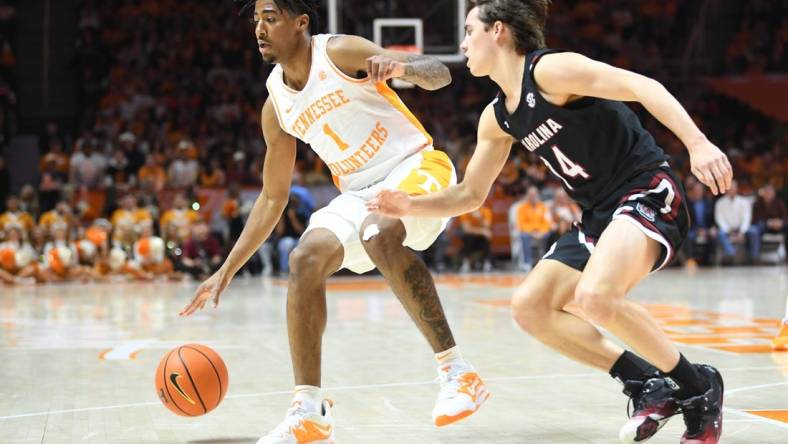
left=327, top=0, right=466, bottom=63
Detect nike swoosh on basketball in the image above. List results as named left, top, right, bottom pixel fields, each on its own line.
left=169, top=372, right=197, bottom=405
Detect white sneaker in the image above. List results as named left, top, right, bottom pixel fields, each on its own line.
left=432, top=364, right=490, bottom=427
left=257, top=399, right=335, bottom=444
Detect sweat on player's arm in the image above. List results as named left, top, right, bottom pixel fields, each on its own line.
left=327, top=34, right=451, bottom=89
left=180, top=97, right=296, bottom=316
left=366, top=103, right=512, bottom=219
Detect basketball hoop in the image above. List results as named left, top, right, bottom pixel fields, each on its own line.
left=384, top=45, right=422, bottom=54
left=332, top=1, right=466, bottom=63
left=374, top=18, right=424, bottom=89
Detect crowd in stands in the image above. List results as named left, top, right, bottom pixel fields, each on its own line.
left=0, top=0, right=16, bottom=209
left=0, top=0, right=784, bottom=285
left=442, top=0, right=787, bottom=269
left=0, top=186, right=314, bottom=284
left=0, top=0, right=14, bottom=150
left=724, top=0, right=787, bottom=74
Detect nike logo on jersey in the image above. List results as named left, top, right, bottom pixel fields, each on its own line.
left=520, top=118, right=563, bottom=152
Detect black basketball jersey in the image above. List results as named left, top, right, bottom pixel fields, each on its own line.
left=492, top=48, right=669, bottom=210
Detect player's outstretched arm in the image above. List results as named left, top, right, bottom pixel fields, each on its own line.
left=327, top=35, right=451, bottom=90
left=367, top=104, right=512, bottom=218
left=534, top=52, right=733, bottom=195
left=180, top=98, right=296, bottom=316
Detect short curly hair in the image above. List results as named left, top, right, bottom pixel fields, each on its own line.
left=236, top=0, right=320, bottom=35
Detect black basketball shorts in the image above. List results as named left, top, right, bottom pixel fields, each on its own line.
left=543, top=166, right=689, bottom=272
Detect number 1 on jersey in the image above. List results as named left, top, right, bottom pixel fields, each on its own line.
left=323, top=124, right=349, bottom=151
left=552, top=145, right=590, bottom=179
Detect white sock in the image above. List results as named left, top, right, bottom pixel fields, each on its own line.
left=293, top=385, right=322, bottom=413
left=435, top=346, right=465, bottom=368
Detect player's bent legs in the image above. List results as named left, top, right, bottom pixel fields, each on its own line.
left=511, top=259, right=624, bottom=371
left=361, top=213, right=490, bottom=426
left=287, top=228, right=344, bottom=387
left=360, top=214, right=455, bottom=352
left=574, top=219, right=680, bottom=372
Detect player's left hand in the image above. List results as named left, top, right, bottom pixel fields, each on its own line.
left=366, top=55, right=406, bottom=83
left=366, top=189, right=411, bottom=218
left=688, top=138, right=732, bottom=196
left=180, top=270, right=230, bottom=316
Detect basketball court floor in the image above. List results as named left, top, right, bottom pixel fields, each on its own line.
left=1, top=266, right=787, bottom=443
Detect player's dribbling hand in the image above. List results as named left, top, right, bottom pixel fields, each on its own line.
left=366, top=55, right=406, bottom=83
left=180, top=270, right=230, bottom=316
left=688, top=138, right=733, bottom=196
left=366, top=189, right=411, bottom=218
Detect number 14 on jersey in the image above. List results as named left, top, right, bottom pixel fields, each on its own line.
left=552, top=145, right=589, bottom=179
left=540, top=145, right=590, bottom=190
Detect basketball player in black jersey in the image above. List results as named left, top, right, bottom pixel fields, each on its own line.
left=368, top=1, right=729, bottom=443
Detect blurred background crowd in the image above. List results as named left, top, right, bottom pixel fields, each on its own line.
left=0, top=0, right=785, bottom=285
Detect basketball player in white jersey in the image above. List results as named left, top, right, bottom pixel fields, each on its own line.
left=180, top=1, right=489, bottom=442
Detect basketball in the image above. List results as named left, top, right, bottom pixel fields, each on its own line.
left=5, top=0, right=786, bottom=442
left=155, top=344, right=229, bottom=416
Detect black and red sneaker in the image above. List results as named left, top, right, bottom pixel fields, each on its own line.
left=679, top=365, right=724, bottom=444
left=619, top=376, right=681, bottom=443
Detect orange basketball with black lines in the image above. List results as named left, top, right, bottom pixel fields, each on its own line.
left=155, top=344, right=228, bottom=416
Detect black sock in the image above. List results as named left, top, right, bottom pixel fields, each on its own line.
left=609, top=350, right=661, bottom=383
left=666, top=354, right=708, bottom=399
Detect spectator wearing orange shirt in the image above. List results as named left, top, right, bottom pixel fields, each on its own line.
left=138, top=154, right=166, bottom=191
left=38, top=201, right=74, bottom=233
left=39, top=139, right=69, bottom=175
left=110, top=194, right=152, bottom=227
left=223, top=184, right=244, bottom=245
left=1, top=195, right=34, bottom=233
left=160, top=193, right=199, bottom=232
left=200, top=158, right=226, bottom=188
left=516, top=186, right=551, bottom=272
left=459, top=204, right=493, bottom=272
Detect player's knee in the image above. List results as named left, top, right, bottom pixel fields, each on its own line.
left=511, top=287, right=551, bottom=335
left=360, top=220, right=405, bottom=257
left=574, top=283, right=623, bottom=325
left=288, top=244, right=329, bottom=279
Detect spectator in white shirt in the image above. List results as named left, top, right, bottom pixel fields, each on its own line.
left=167, top=140, right=199, bottom=188
left=714, top=180, right=759, bottom=262
left=69, top=139, right=107, bottom=189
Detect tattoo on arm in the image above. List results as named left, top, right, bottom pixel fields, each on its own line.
left=401, top=55, right=451, bottom=91
left=403, top=259, right=456, bottom=350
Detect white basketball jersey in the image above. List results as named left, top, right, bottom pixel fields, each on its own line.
left=266, top=34, right=432, bottom=192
